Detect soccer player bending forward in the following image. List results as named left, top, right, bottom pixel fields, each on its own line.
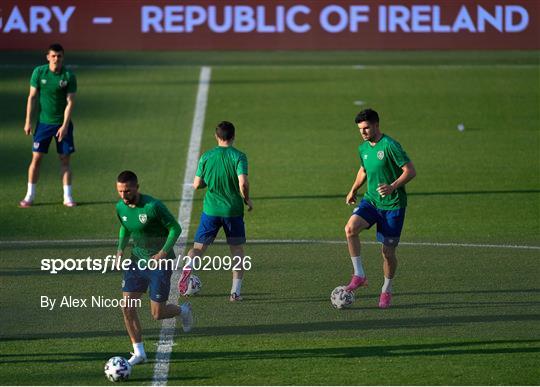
left=344, top=109, right=416, bottom=309
left=115, top=170, right=193, bottom=366
left=179, top=121, right=253, bottom=302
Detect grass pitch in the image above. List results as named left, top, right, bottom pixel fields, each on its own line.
left=0, top=51, right=539, bottom=385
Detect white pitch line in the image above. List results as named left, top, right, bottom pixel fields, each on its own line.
left=151, top=66, right=211, bottom=386
left=0, top=238, right=538, bottom=250
left=1, top=64, right=538, bottom=70
left=227, top=239, right=540, bottom=250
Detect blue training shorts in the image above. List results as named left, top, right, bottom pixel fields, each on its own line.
left=122, top=258, right=172, bottom=302
left=352, top=199, right=406, bottom=247
left=33, top=121, right=75, bottom=154
left=194, top=212, right=246, bottom=246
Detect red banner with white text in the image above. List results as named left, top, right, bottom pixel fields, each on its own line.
left=0, top=0, right=538, bottom=50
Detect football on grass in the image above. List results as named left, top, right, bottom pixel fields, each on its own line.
left=104, top=356, right=131, bottom=382
left=331, top=286, right=355, bottom=309
left=183, top=274, right=202, bottom=296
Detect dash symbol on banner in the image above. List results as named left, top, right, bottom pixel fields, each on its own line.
left=92, top=17, right=113, bottom=25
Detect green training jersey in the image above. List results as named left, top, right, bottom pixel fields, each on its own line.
left=116, top=194, right=181, bottom=263
left=30, top=64, right=77, bottom=125
left=359, top=134, right=411, bottom=210
left=196, top=146, right=248, bottom=217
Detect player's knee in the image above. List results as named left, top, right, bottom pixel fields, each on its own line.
left=151, top=310, right=161, bottom=321
left=59, top=155, right=70, bottom=166
left=31, top=154, right=43, bottom=166
left=121, top=305, right=135, bottom=317
left=230, top=247, right=244, bottom=258
left=382, top=246, right=396, bottom=260
left=189, top=248, right=202, bottom=258
left=345, top=223, right=358, bottom=237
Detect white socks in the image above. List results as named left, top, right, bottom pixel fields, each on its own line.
left=63, top=185, right=73, bottom=203
left=231, top=278, right=242, bottom=295
left=351, top=256, right=365, bottom=277
left=133, top=342, right=146, bottom=357
left=382, top=277, right=393, bottom=293
left=24, top=184, right=74, bottom=203
left=24, top=183, right=36, bottom=202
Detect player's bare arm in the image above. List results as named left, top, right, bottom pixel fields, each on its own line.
left=151, top=250, right=168, bottom=260
left=24, top=86, right=38, bottom=135
left=193, top=176, right=207, bottom=189
left=346, top=167, right=367, bottom=205
left=376, top=161, right=417, bottom=197
left=56, top=93, right=75, bottom=142
left=238, top=174, right=253, bottom=211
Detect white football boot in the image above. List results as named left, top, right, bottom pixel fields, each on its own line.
left=179, top=302, right=193, bottom=333
left=128, top=352, right=147, bottom=366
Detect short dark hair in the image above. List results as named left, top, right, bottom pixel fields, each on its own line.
left=117, top=170, right=138, bottom=184
left=355, top=108, right=379, bottom=124
left=48, top=43, right=64, bottom=53
left=215, top=121, right=235, bottom=141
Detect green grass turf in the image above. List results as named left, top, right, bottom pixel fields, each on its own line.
left=0, top=66, right=198, bottom=239
left=1, top=243, right=539, bottom=384
left=0, top=51, right=539, bottom=385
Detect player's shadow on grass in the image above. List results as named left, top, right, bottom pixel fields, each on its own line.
left=247, top=296, right=329, bottom=304
left=2, top=312, right=539, bottom=342
left=196, top=292, right=271, bottom=299
left=398, top=288, right=540, bottom=296
left=0, top=268, right=72, bottom=276
left=251, top=189, right=540, bottom=201
left=389, top=300, right=540, bottom=310
left=0, top=328, right=163, bottom=342
left=129, top=375, right=209, bottom=383
left=190, top=313, right=540, bottom=337
left=0, top=351, right=129, bottom=364
left=3, top=339, right=537, bottom=365
left=168, top=339, right=540, bottom=363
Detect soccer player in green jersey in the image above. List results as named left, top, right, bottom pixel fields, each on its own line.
left=178, top=121, right=253, bottom=302
left=115, top=170, right=193, bottom=366
left=20, top=43, right=78, bottom=208
left=344, top=109, right=416, bottom=309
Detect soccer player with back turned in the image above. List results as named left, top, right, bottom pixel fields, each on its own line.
left=115, top=170, right=193, bottom=366
left=20, top=43, right=77, bottom=208
left=344, top=109, right=416, bottom=308
left=179, top=121, right=253, bottom=301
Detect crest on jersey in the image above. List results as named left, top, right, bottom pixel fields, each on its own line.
left=139, top=214, right=147, bottom=224
left=41, top=79, right=47, bottom=84
left=377, top=151, right=384, bottom=160
left=59, top=80, right=68, bottom=88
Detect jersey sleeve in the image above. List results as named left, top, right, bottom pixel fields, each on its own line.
left=387, top=140, right=410, bottom=167
left=154, top=201, right=182, bottom=253
left=237, top=153, right=248, bottom=175
left=117, top=224, right=130, bottom=252
left=195, top=155, right=205, bottom=178
left=154, top=201, right=179, bottom=229
left=116, top=206, right=131, bottom=251
left=67, top=72, right=77, bottom=93
left=30, top=67, right=40, bottom=89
